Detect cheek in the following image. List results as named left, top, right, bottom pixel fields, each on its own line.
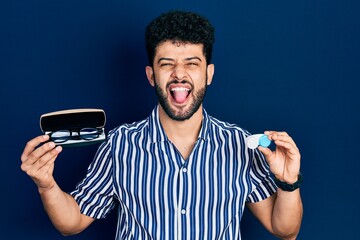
left=190, top=70, right=207, bottom=85
left=153, top=73, right=170, bottom=89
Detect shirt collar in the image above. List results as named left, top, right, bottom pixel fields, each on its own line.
left=148, top=105, right=210, bottom=143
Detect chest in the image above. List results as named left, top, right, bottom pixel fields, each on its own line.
left=171, top=139, right=195, bottom=160
left=113, top=139, right=252, bottom=202
left=111, top=136, right=256, bottom=238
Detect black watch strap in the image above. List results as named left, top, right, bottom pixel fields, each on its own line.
left=272, top=172, right=303, bottom=192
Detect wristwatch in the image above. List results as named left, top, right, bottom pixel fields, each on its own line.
left=272, top=172, right=303, bottom=192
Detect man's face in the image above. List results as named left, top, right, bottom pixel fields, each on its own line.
left=146, top=41, right=214, bottom=121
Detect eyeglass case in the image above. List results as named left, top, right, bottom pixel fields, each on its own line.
left=40, top=108, right=106, bottom=147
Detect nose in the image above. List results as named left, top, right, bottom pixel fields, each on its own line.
left=171, top=64, right=188, bottom=80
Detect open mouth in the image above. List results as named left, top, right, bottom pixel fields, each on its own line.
left=170, top=86, right=191, bottom=104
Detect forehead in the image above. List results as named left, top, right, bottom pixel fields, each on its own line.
left=154, top=41, right=205, bottom=60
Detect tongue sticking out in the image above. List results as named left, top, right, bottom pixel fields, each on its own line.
left=172, top=90, right=188, bottom=104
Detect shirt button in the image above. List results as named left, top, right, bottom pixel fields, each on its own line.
left=181, top=209, right=186, bottom=215
left=182, top=168, right=187, bottom=173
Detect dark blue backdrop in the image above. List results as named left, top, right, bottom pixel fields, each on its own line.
left=1, top=0, right=359, bottom=239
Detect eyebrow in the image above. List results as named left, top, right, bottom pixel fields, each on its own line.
left=185, top=56, right=202, bottom=62
left=157, top=56, right=202, bottom=64
left=157, top=58, right=174, bottom=63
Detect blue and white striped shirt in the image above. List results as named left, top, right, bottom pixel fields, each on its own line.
left=71, top=106, right=277, bottom=239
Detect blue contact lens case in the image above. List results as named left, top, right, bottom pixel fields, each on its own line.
left=258, top=134, right=271, bottom=148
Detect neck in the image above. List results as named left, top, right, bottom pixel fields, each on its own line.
left=158, top=104, right=203, bottom=144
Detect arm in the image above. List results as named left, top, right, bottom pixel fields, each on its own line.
left=247, top=189, right=302, bottom=239
left=39, top=182, right=95, bottom=235
left=20, top=135, right=94, bottom=235
left=248, top=131, right=303, bottom=239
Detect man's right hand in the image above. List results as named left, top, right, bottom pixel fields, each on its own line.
left=20, top=135, right=62, bottom=192
left=20, top=135, right=94, bottom=235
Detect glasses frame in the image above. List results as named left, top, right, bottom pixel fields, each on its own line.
left=49, top=127, right=104, bottom=144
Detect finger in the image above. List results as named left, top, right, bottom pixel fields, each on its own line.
left=21, top=144, right=62, bottom=173
left=31, top=145, right=62, bottom=171
left=265, top=131, right=290, bottom=139
left=21, top=135, right=50, bottom=162
left=34, top=155, right=57, bottom=177
left=266, top=132, right=298, bottom=150
left=274, top=140, right=298, bottom=153
left=23, top=149, right=60, bottom=179
left=273, top=140, right=300, bottom=162
left=27, top=156, right=57, bottom=188
left=258, top=146, right=274, bottom=162
left=274, top=136, right=297, bottom=148
left=24, top=141, right=58, bottom=166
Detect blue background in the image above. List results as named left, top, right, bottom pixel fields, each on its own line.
left=1, top=0, right=359, bottom=239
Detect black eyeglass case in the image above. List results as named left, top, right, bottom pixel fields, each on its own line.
left=40, top=108, right=106, bottom=147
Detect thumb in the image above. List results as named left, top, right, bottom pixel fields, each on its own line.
left=258, top=146, right=273, bottom=162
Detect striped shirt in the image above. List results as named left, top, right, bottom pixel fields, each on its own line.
left=71, top=106, right=277, bottom=239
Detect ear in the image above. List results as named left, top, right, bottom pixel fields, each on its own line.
left=145, top=66, right=155, bottom=87
left=206, top=64, right=215, bottom=86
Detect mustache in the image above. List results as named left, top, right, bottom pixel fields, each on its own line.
left=166, top=79, right=193, bottom=88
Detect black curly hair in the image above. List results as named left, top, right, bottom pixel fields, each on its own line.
left=145, top=10, right=215, bottom=66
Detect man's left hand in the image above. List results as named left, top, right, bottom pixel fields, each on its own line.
left=258, top=131, right=301, bottom=184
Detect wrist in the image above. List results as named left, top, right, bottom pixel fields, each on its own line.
left=273, top=171, right=299, bottom=184
left=37, top=181, right=57, bottom=195
left=284, top=175, right=298, bottom=184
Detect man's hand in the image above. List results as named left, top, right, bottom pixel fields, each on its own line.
left=20, top=135, right=62, bottom=192
left=20, top=135, right=94, bottom=235
left=250, top=131, right=302, bottom=239
left=258, top=131, right=300, bottom=184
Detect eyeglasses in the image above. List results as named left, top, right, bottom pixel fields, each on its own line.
left=49, top=127, right=103, bottom=143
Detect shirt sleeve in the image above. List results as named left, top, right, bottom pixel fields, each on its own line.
left=70, top=136, right=116, bottom=219
left=246, top=148, right=278, bottom=203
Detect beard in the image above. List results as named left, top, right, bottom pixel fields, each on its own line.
left=154, top=75, right=208, bottom=121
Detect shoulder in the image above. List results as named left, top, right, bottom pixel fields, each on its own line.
left=207, top=114, right=251, bottom=138
left=106, top=117, right=150, bottom=142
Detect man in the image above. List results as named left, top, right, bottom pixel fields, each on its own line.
left=21, top=10, right=302, bottom=239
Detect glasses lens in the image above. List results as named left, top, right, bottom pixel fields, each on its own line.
left=51, top=130, right=71, bottom=143
left=80, top=128, right=99, bottom=140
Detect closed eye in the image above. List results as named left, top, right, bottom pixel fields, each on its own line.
left=160, top=63, right=174, bottom=67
